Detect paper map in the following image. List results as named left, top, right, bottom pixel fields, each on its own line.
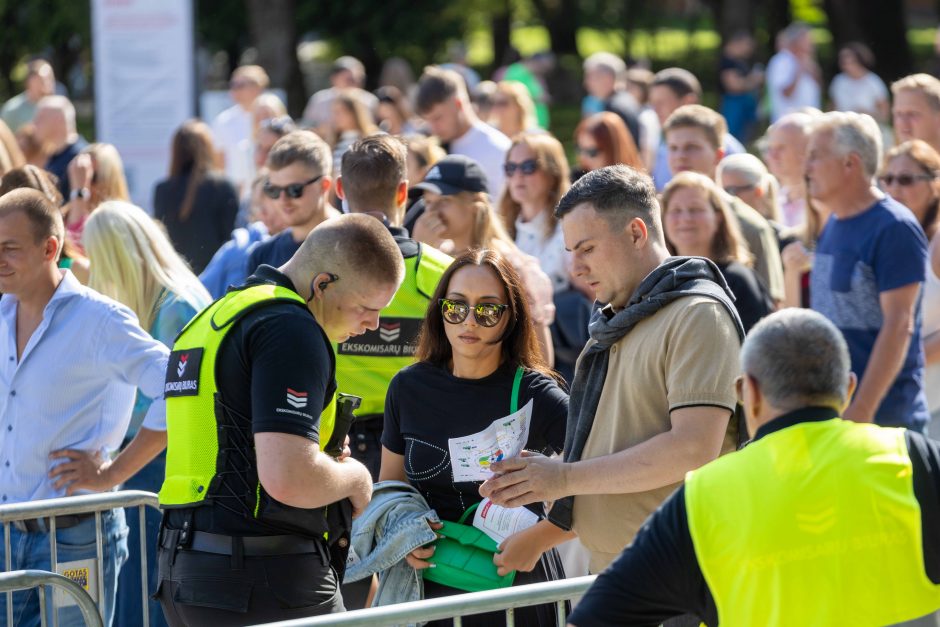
left=448, top=399, right=533, bottom=482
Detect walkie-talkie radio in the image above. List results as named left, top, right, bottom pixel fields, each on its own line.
left=323, top=393, right=362, bottom=458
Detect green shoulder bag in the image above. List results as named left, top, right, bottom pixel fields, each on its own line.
left=423, top=366, right=524, bottom=592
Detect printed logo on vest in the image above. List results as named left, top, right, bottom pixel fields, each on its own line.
left=164, top=348, right=204, bottom=397
left=337, top=318, right=421, bottom=357
left=378, top=322, right=400, bottom=343
left=286, top=388, right=308, bottom=409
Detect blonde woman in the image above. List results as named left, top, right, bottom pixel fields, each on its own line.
left=490, top=81, right=538, bottom=138
left=64, top=142, right=130, bottom=250
left=662, top=171, right=773, bottom=332
left=717, top=152, right=783, bottom=224
left=414, top=154, right=555, bottom=363
left=498, top=132, right=571, bottom=292
left=53, top=200, right=211, bottom=626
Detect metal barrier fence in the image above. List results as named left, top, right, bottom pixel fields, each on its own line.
left=254, top=574, right=597, bottom=627
left=0, top=570, right=104, bottom=627
left=0, top=490, right=160, bottom=627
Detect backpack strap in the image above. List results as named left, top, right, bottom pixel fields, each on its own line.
left=511, top=365, right=524, bottom=413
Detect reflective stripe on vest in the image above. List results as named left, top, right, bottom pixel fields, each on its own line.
left=685, top=418, right=940, bottom=626
left=159, top=283, right=336, bottom=507
left=333, top=243, right=450, bottom=417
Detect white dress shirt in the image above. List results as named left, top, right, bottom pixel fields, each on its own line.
left=0, top=271, right=169, bottom=504
left=211, top=104, right=253, bottom=191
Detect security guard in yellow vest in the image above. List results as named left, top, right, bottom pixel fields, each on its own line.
left=155, top=214, right=404, bottom=626
left=570, top=309, right=940, bottom=627
left=334, top=135, right=451, bottom=479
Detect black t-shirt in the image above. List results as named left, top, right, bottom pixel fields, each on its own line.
left=153, top=172, right=238, bottom=274
left=717, top=261, right=774, bottom=333
left=718, top=54, right=753, bottom=96
left=167, top=265, right=336, bottom=535
left=382, top=361, right=568, bottom=521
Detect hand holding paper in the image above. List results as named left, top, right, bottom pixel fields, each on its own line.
left=448, top=399, right=533, bottom=482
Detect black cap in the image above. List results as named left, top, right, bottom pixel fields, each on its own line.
left=413, top=155, right=489, bottom=196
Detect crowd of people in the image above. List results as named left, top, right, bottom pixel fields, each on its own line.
left=3, top=20, right=940, bottom=627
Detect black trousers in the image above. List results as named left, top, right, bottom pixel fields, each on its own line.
left=156, top=544, right=344, bottom=626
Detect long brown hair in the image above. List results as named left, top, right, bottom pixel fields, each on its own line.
left=168, top=119, right=216, bottom=221
left=661, top=171, right=752, bottom=266
left=414, top=248, right=558, bottom=381
left=334, top=90, right=379, bottom=136
left=574, top=111, right=644, bottom=171
left=498, top=132, right=570, bottom=240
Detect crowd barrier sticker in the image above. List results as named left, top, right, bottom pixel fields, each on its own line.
left=0, top=490, right=160, bottom=627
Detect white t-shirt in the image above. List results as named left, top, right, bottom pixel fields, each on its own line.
left=211, top=104, right=253, bottom=191
left=829, top=72, right=888, bottom=117
left=515, top=211, right=570, bottom=293
left=449, top=120, right=511, bottom=200
left=767, top=49, right=821, bottom=122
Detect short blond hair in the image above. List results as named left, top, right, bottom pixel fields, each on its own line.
left=891, top=73, right=940, bottom=111
left=663, top=104, right=727, bottom=150
left=233, top=65, right=270, bottom=90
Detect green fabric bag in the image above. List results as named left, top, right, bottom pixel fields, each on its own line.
left=423, top=366, right=524, bottom=593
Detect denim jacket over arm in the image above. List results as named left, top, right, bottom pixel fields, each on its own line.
left=345, top=480, right=441, bottom=609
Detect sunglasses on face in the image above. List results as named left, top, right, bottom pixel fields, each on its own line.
left=440, top=298, right=509, bottom=327
left=878, top=173, right=935, bottom=187
left=263, top=175, right=323, bottom=200
left=577, top=146, right=600, bottom=158
left=504, top=159, right=539, bottom=177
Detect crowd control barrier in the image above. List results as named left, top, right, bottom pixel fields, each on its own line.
left=0, top=490, right=160, bottom=627
left=0, top=570, right=104, bottom=627
left=253, top=574, right=598, bottom=627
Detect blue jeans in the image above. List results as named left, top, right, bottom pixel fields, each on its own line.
left=114, top=451, right=167, bottom=627
left=0, top=508, right=128, bottom=627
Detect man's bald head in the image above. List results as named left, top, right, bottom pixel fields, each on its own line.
left=285, top=213, right=405, bottom=291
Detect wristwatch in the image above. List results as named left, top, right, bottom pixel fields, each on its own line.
left=69, top=187, right=90, bottom=202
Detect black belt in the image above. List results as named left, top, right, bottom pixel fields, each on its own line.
left=162, top=529, right=325, bottom=558
left=13, top=513, right=95, bottom=533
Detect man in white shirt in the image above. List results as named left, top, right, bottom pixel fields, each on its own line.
left=211, top=65, right=269, bottom=194
left=0, top=189, right=169, bottom=626
left=767, top=22, right=821, bottom=122
left=415, top=65, right=511, bottom=199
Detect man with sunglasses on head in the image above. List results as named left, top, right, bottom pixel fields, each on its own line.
left=154, top=214, right=405, bottom=624
left=246, top=130, right=340, bottom=275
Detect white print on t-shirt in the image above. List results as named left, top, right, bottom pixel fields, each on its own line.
left=448, top=399, right=533, bottom=482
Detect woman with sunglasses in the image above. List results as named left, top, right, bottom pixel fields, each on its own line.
left=498, top=132, right=571, bottom=292
left=880, top=140, right=940, bottom=430
left=414, top=154, right=555, bottom=363
left=154, top=119, right=238, bottom=273
left=572, top=112, right=644, bottom=181
left=379, top=249, right=568, bottom=626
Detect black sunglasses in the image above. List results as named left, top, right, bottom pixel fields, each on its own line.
left=439, top=298, right=508, bottom=327
left=879, top=173, right=935, bottom=187
left=577, top=146, right=600, bottom=158
left=503, top=159, right=539, bottom=177
left=263, top=175, right=323, bottom=200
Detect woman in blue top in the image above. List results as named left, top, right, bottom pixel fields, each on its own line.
left=54, top=199, right=210, bottom=627
left=380, top=248, right=569, bottom=627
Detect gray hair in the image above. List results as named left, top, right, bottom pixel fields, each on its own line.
left=812, top=111, right=883, bottom=179
left=717, top=153, right=781, bottom=222
left=554, top=164, right=662, bottom=239
left=741, top=309, right=851, bottom=410
left=779, top=22, right=812, bottom=47
left=768, top=111, right=817, bottom=137
left=583, top=52, right=626, bottom=82
left=36, top=95, right=76, bottom=134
